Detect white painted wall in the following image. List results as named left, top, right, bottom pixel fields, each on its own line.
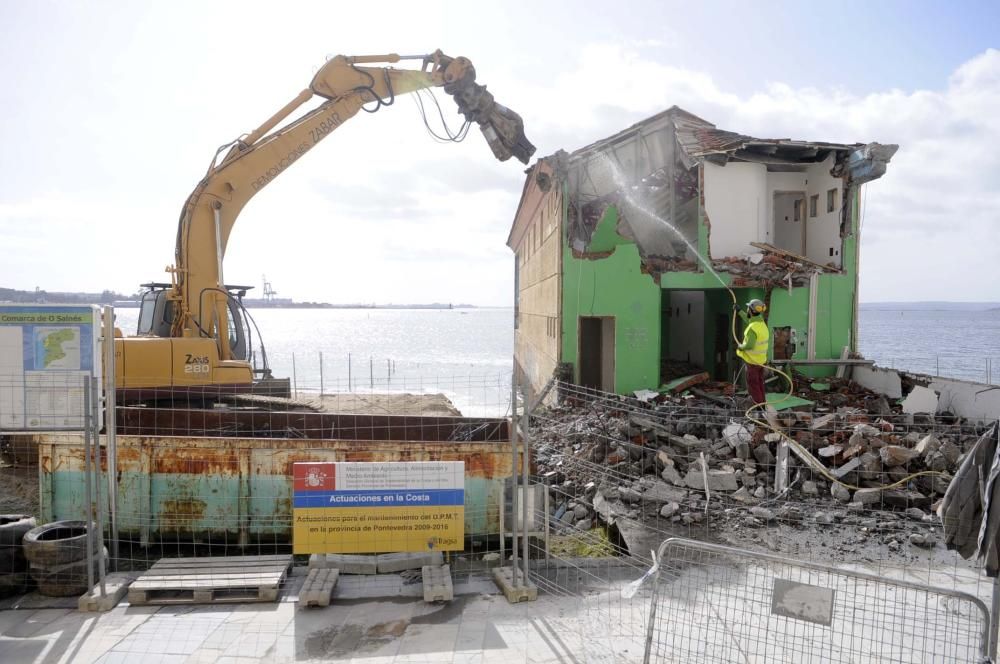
left=804, top=156, right=843, bottom=268
left=666, top=291, right=705, bottom=365
left=703, top=162, right=768, bottom=257
left=703, top=156, right=845, bottom=266
left=765, top=160, right=844, bottom=267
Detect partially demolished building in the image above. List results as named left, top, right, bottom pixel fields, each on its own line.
left=507, top=106, right=898, bottom=397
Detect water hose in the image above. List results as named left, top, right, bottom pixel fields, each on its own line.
left=723, top=285, right=944, bottom=491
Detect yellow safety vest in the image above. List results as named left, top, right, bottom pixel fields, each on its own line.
left=737, top=319, right=770, bottom=366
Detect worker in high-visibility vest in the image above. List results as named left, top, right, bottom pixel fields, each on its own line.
left=735, top=298, right=770, bottom=406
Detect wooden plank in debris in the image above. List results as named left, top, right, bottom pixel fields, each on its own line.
left=663, top=372, right=709, bottom=394
left=750, top=242, right=842, bottom=273
left=128, top=554, right=292, bottom=606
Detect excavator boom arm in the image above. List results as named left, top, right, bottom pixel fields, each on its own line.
left=170, top=52, right=534, bottom=356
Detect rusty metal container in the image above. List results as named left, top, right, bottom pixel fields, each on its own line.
left=29, top=410, right=516, bottom=546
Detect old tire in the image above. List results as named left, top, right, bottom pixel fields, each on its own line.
left=0, top=571, right=32, bottom=597
left=0, top=515, right=35, bottom=546
left=23, top=521, right=100, bottom=567
left=30, top=547, right=106, bottom=597
left=0, top=546, right=29, bottom=573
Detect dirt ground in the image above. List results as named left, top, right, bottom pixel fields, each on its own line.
left=301, top=393, right=463, bottom=417
left=0, top=465, right=38, bottom=516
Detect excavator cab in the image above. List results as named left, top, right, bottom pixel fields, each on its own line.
left=137, top=282, right=250, bottom=362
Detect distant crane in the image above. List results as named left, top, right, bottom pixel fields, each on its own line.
left=262, top=275, right=277, bottom=302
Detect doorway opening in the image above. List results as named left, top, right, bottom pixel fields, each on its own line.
left=579, top=317, right=615, bottom=392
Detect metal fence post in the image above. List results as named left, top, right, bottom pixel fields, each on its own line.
left=348, top=353, right=352, bottom=392
left=319, top=351, right=324, bottom=396
left=83, top=376, right=95, bottom=592
left=102, top=306, right=118, bottom=568
left=521, top=382, right=532, bottom=583
left=510, top=373, right=519, bottom=588
left=92, top=376, right=107, bottom=598
left=291, top=352, right=298, bottom=399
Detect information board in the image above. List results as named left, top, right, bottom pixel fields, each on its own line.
left=292, top=461, right=465, bottom=554
left=0, top=305, right=101, bottom=430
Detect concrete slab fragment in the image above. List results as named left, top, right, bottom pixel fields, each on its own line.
left=377, top=551, right=444, bottom=573
left=308, top=553, right=377, bottom=574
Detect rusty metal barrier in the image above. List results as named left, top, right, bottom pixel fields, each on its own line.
left=644, top=537, right=991, bottom=663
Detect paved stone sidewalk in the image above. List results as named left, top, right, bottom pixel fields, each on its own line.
left=0, top=571, right=643, bottom=663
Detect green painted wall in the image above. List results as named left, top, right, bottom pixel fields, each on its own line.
left=561, top=205, right=661, bottom=394
left=559, top=180, right=863, bottom=392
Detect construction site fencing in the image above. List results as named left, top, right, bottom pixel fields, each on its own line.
left=865, top=354, right=999, bottom=385
left=521, top=380, right=1000, bottom=661
left=644, top=537, right=990, bottom=663
left=0, top=372, right=524, bottom=606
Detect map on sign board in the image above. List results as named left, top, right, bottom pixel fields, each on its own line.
left=0, top=306, right=101, bottom=431
left=292, top=461, right=465, bottom=554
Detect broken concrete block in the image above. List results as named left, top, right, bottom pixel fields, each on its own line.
left=753, top=444, right=776, bottom=466
left=831, top=482, right=852, bottom=503
left=684, top=468, right=738, bottom=493
left=853, top=488, right=883, bottom=505
left=833, top=457, right=862, bottom=479
left=723, top=422, right=752, bottom=448
left=810, top=414, right=836, bottom=431
left=879, top=445, right=919, bottom=467
left=574, top=518, right=593, bottom=530
left=749, top=506, right=776, bottom=522
left=659, top=502, right=680, bottom=518
left=853, top=424, right=880, bottom=437
left=925, top=451, right=949, bottom=472
left=731, top=487, right=753, bottom=504
left=939, top=440, right=962, bottom=465
left=618, top=487, right=642, bottom=504
left=660, top=465, right=684, bottom=485
left=801, top=481, right=818, bottom=496
left=908, top=533, right=936, bottom=549
left=915, top=434, right=940, bottom=457
left=881, top=489, right=930, bottom=509
left=818, top=444, right=843, bottom=458
left=642, top=480, right=688, bottom=505
left=901, top=386, right=938, bottom=415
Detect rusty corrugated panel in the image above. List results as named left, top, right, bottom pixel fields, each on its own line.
left=38, top=433, right=517, bottom=543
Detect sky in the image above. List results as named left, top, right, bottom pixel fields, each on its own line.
left=1, top=0, right=998, bottom=305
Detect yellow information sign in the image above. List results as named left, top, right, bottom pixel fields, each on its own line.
left=292, top=461, right=464, bottom=554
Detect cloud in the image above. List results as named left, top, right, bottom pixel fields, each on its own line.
left=511, top=44, right=1000, bottom=303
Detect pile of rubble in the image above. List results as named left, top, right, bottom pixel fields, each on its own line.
left=712, top=253, right=825, bottom=287
left=532, top=383, right=990, bottom=558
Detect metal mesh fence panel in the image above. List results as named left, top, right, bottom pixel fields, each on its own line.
left=645, top=537, right=990, bottom=664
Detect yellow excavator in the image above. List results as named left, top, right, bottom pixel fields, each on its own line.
left=116, top=51, right=534, bottom=402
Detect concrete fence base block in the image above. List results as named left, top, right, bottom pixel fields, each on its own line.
left=299, top=568, right=339, bottom=608
left=422, top=564, right=453, bottom=603
left=78, top=574, right=132, bottom=612
left=491, top=565, right=537, bottom=603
